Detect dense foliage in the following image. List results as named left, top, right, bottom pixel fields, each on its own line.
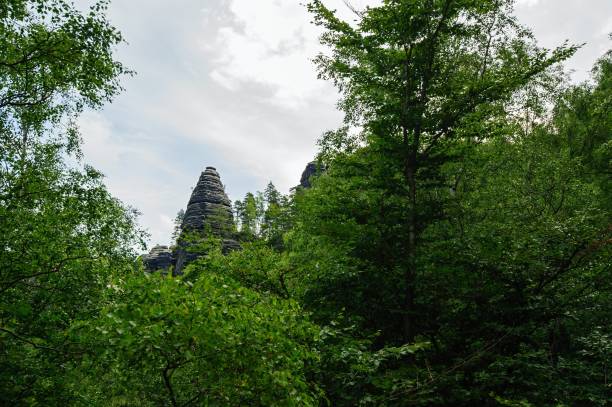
left=0, top=0, right=142, bottom=403
left=74, top=271, right=321, bottom=406
left=1, top=0, right=609, bottom=406
left=282, top=2, right=609, bottom=405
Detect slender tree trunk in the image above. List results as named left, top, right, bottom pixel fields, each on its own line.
left=162, top=364, right=178, bottom=407
left=403, top=162, right=418, bottom=342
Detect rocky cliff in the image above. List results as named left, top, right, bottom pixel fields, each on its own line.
left=181, top=167, right=234, bottom=234
left=141, top=245, right=173, bottom=272
left=143, top=162, right=317, bottom=274
left=173, top=167, right=239, bottom=275
left=299, top=161, right=325, bottom=188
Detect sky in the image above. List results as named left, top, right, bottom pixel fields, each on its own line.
left=75, top=0, right=612, bottom=248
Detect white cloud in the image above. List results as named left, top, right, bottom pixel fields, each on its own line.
left=79, top=111, right=122, bottom=166
left=207, top=0, right=325, bottom=109
left=516, top=0, right=541, bottom=7
left=70, top=0, right=610, bottom=249
left=78, top=110, right=189, bottom=247
left=600, top=16, right=612, bottom=37
left=205, top=0, right=383, bottom=109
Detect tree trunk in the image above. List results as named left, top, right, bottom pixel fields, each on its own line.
left=403, top=163, right=418, bottom=343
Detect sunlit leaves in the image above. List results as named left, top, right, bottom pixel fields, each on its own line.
left=78, top=271, right=322, bottom=406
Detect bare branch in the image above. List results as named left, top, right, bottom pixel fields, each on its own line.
left=342, top=0, right=363, bottom=18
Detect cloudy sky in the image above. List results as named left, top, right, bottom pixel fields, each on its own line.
left=76, top=0, right=611, bottom=247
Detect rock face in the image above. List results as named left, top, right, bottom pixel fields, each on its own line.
left=299, top=161, right=325, bottom=188
left=182, top=167, right=233, bottom=233
left=142, top=245, right=173, bottom=273
left=143, top=162, right=324, bottom=274
left=173, top=167, right=238, bottom=275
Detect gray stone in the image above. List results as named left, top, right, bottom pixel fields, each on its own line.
left=174, top=167, right=237, bottom=275
left=299, top=161, right=325, bottom=188
left=221, top=238, right=241, bottom=253
left=142, top=245, right=173, bottom=273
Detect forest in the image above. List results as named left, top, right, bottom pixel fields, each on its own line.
left=0, top=0, right=610, bottom=405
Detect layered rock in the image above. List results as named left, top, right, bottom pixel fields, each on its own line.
left=299, top=161, right=325, bottom=188
left=141, top=245, right=173, bottom=273
left=182, top=167, right=233, bottom=232
left=173, top=167, right=238, bottom=274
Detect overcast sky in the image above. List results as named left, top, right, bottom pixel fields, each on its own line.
left=76, top=0, right=611, bottom=247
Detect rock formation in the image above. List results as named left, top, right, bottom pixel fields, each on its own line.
left=143, top=162, right=317, bottom=275
left=142, top=166, right=239, bottom=275
left=173, top=167, right=238, bottom=275
left=141, top=245, right=173, bottom=273
left=299, top=161, right=325, bottom=188
left=181, top=167, right=233, bottom=233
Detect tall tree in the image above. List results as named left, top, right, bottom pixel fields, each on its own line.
left=0, top=1, right=141, bottom=403
left=308, top=0, right=578, bottom=342
left=262, top=182, right=292, bottom=250
left=171, top=208, right=185, bottom=245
